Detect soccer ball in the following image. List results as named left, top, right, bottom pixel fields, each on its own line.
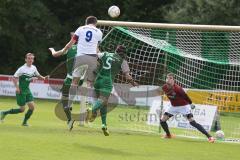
left=108, top=5, right=120, bottom=18
left=215, top=130, right=225, bottom=140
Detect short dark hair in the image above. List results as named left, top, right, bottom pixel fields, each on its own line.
left=167, top=73, right=174, bottom=78
left=115, top=45, right=127, bottom=58
left=85, top=16, right=97, bottom=25
left=115, top=45, right=126, bottom=54
left=25, top=53, right=34, bottom=58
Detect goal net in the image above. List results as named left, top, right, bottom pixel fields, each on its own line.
left=96, top=20, right=240, bottom=141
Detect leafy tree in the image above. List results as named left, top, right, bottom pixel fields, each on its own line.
left=163, top=0, right=240, bottom=25
left=0, top=0, right=62, bottom=74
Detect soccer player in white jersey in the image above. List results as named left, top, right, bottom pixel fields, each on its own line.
left=0, top=53, right=49, bottom=126
left=51, top=16, right=103, bottom=128
left=61, top=16, right=102, bottom=84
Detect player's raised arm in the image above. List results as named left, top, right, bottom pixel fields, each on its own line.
left=49, top=32, right=76, bottom=57
left=49, top=48, right=67, bottom=57
left=61, top=36, right=76, bottom=54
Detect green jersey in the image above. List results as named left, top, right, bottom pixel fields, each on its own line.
left=94, top=52, right=130, bottom=97
left=65, top=45, right=77, bottom=76
left=97, top=52, right=130, bottom=81
left=14, top=64, right=40, bottom=94
left=98, top=52, right=122, bottom=81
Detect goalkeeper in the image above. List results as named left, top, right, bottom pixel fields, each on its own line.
left=49, top=32, right=87, bottom=130
left=159, top=73, right=215, bottom=143
left=86, top=45, right=138, bottom=136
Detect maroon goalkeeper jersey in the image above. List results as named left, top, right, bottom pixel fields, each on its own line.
left=162, top=83, right=192, bottom=107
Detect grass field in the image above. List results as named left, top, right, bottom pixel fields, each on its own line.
left=0, top=96, right=240, bottom=160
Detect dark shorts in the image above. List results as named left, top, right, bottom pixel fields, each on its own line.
left=16, top=92, right=34, bottom=107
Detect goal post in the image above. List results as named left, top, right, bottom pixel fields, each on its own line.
left=97, top=20, right=240, bottom=141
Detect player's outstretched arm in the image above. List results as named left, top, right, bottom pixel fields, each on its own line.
left=62, top=38, right=76, bottom=54
left=124, top=72, right=138, bottom=86
left=37, top=75, right=49, bottom=81
left=49, top=48, right=66, bottom=57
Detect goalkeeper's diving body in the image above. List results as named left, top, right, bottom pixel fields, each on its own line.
left=49, top=33, right=87, bottom=131
left=159, top=73, right=215, bottom=143
left=86, top=45, right=138, bottom=136
left=0, top=53, right=49, bottom=126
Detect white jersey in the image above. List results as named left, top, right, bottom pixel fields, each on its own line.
left=74, top=24, right=103, bottom=56
left=13, top=64, right=40, bottom=92
left=14, top=64, right=40, bottom=78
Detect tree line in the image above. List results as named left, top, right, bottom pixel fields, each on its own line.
left=0, top=0, right=239, bottom=75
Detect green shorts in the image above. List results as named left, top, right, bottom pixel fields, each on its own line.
left=94, top=78, right=113, bottom=97
left=16, top=92, right=34, bottom=107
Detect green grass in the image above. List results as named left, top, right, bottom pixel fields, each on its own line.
left=0, top=96, right=240, bottom=160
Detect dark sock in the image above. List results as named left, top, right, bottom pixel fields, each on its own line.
left=23, top=109, right=33, bottom=124
left=78, top=79, right=84, bottom=86
left=4, top=108, right=22, bottom=115
left=160, top=120, right=171, bottom=136
left=61, top=82, right=70, bottom=106
left=64, top=107, right=72, bottom=122
left=190, top=120, right=211, bottom=138
left=100, top=106, right=107, bottom=126
left=61, top=96, right=69, bottom=110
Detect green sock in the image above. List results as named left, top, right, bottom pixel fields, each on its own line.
left=92, top=100, right=103, bottom=113
left=100, top=106, right=107, bottom=127
left=61, top=96, right=69, bottom=110
left=4, top=108, right=22, bottom=115
left=64, top=107, right=72, bottom=122
left=61, top=83, right=70, bottom=108
left=78, top=79, right=84, bottom=86
left=23, top=109, right=33, bottom=124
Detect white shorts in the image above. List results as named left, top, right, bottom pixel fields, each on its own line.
left=164, top=104, right=191, bottom=116
left=72, top=54, right=98, bottom=81
left=72, top=65, right=88, bottom=80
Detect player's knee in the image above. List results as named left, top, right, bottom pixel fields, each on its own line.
left=28, top=105, right=35, bottom=110
left=64, top=106, right=72, bottom=111
left=186, top=113, right=193, bottom=120
left=160, top=119, right=166, bottom=123
left=19, top=107, right=25, bottom=112
left=161, top=112, right=173, bottom=121
left=102, top=100, right=108, bottom=106
left=98, top=99, right=104, bottom=105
